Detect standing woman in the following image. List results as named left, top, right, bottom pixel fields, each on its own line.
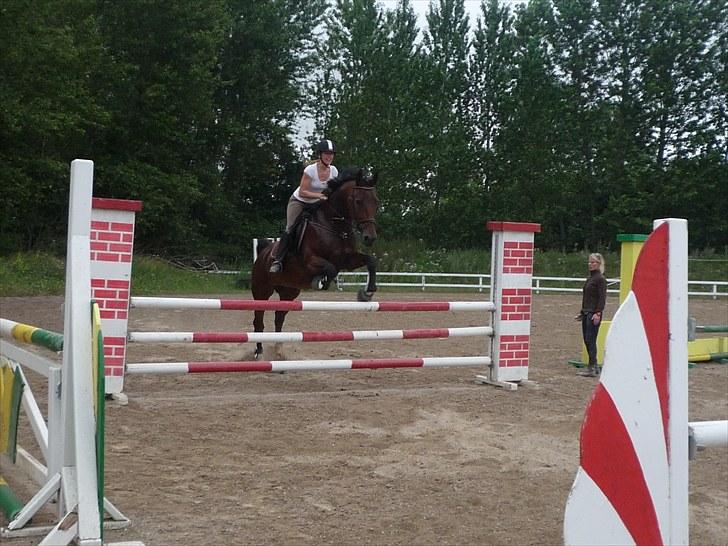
left=576, top=253, right=607, bottom=377
left=269, top=139, right=338, bottom=273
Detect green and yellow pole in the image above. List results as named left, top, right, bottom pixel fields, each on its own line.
left=1, top=359, right=26, bottom=522
left=0, top=319, right=64, bottom=352
left=0, top=476, right=23, bottom=522
left=92, top=302, right=106, bottom=538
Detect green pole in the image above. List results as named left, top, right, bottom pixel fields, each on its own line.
left=0, top=476, right=23, bottom=522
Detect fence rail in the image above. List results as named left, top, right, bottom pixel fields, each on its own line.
left=332, top=271, right=727, bottom=299
left=212, top=269, right=726, bottom=298
left=215, top=244, right=728, bottom=299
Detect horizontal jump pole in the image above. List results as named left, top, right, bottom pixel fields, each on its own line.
left=695, top=325, right=728, bottom=333
left=129, top=297, right=495, bottom=312
left=128, top=326, right=493, bottom=344
left=125, top=356, right=492, bottom=374
left=689, top=420, right=728, bottom=449
left=0, top=318, right=64, bottom=352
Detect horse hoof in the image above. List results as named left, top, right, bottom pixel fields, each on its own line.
left=357, top=288, right=373, bottom=302
left=312, top=275, right=325, bottom=290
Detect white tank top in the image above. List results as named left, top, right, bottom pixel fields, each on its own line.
left=292, top=163, right=338, bottom=204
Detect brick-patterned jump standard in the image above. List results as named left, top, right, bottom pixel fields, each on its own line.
left=90, top=198, right=540, bottom=392
left=90, top=197, right=142, bottom=394
left=476, top=221, right=541, bottom=389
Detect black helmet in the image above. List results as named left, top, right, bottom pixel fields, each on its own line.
left=316, top=139, right=336, bottom=154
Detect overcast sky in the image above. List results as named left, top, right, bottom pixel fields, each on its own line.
left=379, top=0, right=525, bottom=32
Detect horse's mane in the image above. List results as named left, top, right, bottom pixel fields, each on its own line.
left=326, top=166, right=376, bottom=193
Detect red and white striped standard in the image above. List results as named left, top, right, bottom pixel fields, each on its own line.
left=125, top=356, right=492, bottom=375
left=564, top=219, right=691, bottom=546
left=128, top=326, right=493, bottom=344
left=130, top=297, right=495, bottom=312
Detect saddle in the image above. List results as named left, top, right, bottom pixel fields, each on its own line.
left=289, top=203, right=320, bottom=254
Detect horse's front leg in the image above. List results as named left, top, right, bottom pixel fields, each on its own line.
left=342, top=253, right=377, bottom=302
left=358, top=253, right=377, bottom=301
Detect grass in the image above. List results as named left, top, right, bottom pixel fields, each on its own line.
left=370, top=241, right=727, bottom=280
left=0, top=254, right=239, bottom=298
left=0, top=252, right=66, bottom=296
left=1, top=245, right=725, bottom=297
left=130, top=256, right=239, bottom=295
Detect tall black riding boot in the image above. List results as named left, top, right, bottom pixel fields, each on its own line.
left=269, top=232, right=291, bottom=273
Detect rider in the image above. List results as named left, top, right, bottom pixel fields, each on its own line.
left=269, top=139, right=338, bottom=273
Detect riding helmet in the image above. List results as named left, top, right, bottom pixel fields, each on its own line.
left=316, top=139, right=336, bottom=155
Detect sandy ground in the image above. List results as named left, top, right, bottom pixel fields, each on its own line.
left=1, top=291, right=726, bottom=546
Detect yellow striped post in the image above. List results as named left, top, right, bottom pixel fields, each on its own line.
left=616, top=234, right=649, bottom=304
left=0, top=359, right=25, bottom=521
left=579, top=234, right=648, bottom=366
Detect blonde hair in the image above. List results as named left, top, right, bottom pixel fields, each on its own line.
left=589, top=253, right=605, bottom=274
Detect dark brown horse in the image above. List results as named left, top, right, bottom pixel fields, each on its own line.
left=250, top=167, right=380, bottom=358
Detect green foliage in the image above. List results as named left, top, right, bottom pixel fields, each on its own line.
left=0, top=0, right=107, bottom=252
left=0, top=0, right=725, bottom=260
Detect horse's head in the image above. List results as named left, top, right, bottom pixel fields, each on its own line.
left=329, top=168, right=379, bottom=246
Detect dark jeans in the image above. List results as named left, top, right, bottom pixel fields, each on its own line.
left=581, top=312, right=601, bottom=367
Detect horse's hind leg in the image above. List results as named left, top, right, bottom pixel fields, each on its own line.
left=253, top=310, right=265, bottom=359
left=252, top=282, right=274, bottom=360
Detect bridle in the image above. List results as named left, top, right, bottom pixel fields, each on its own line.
left=314, top=183, right=377, bottom=238
left=348, top=186, right=378, bottom=230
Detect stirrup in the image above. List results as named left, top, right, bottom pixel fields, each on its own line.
left=269, top=260, right=282, bottom=273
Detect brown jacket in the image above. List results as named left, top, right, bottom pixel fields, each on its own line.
left=581, top=270, right=607, bottom=313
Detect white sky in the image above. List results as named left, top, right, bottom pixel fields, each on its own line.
left=379, top=0, right=525, bottom=31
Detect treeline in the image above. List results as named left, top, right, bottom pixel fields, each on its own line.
left=1, top=0, right=726, bottom=262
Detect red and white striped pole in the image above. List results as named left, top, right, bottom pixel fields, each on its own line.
left=128, top=326, right=493, bottom=344
left=126, top=356, right=492, bottom=375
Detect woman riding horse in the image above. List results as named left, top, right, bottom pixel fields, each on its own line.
left=269, top=139, right=338, bottom=273
left=250, top=151, right=379, bottom=359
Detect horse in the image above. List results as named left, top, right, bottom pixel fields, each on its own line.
left=250, top=167, right=380, bottom=359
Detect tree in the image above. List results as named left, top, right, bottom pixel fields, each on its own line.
left=211, top=0, right=326, bottom=256
left=319, top=0, right=435, bottom=237
left=418, top=0, right=479, bottom=246
left=0, top=0, right=106, bottom=252
left=92, top=0, right=229, bottom=252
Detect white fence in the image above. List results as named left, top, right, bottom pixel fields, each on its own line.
left=212, top=239, right=728, bottom=299
left=210, top=267, right=726, bottom=299
left=332, top=271, right=727, bottom=299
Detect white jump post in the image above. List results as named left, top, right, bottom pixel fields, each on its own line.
left=563, top=218, right=728, bottom=545
left=477, top=221, right=541, bottom=390
left=0, top=160, right=110, bottom=544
